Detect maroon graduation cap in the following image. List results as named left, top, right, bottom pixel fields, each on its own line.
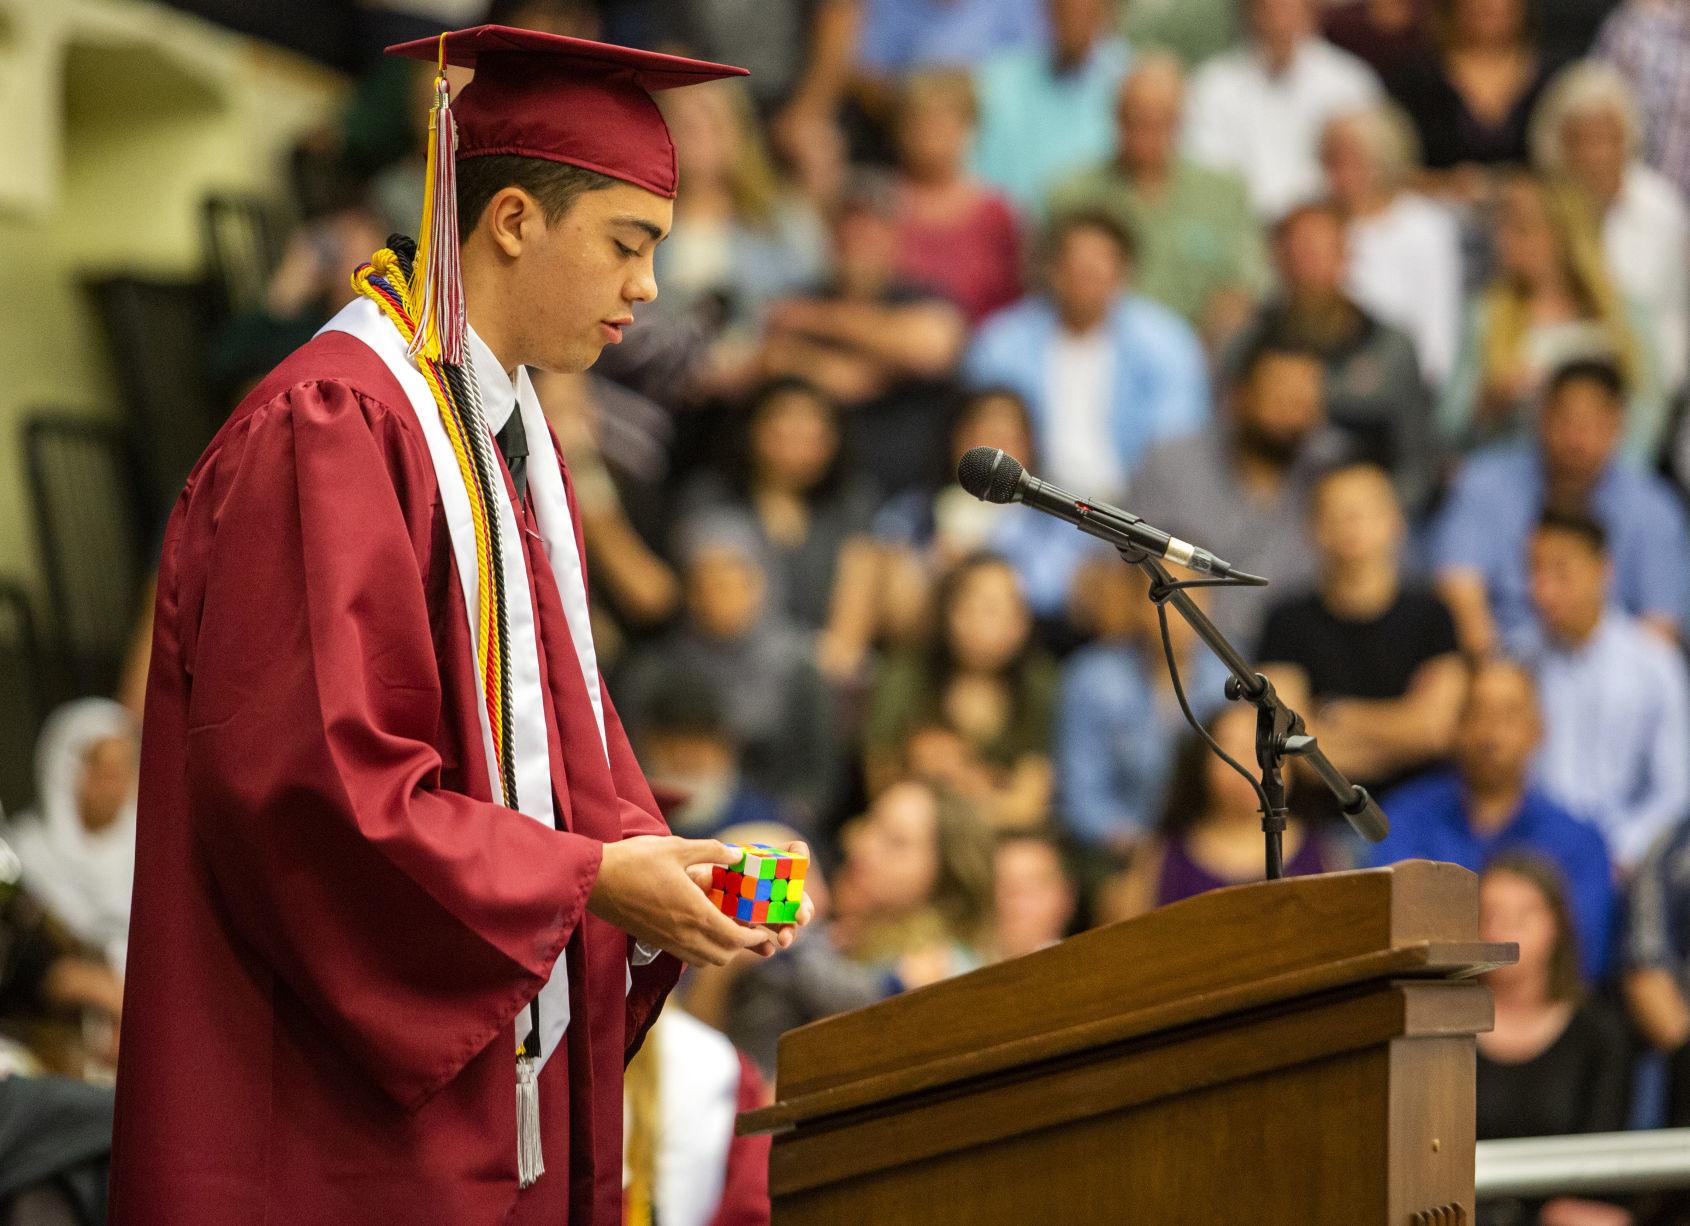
left=384, top=25, right=747, bottom=363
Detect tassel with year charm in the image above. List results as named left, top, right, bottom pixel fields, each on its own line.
left=407, top=33, right=467, bottom=367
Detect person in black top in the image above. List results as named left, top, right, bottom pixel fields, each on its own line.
left=1475, top=853, right=1633, bottom=1226
left=1258, top=462, right=1465, bottom=804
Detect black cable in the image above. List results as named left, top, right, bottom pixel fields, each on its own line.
left=1147, top=579, right=1271, bottom=814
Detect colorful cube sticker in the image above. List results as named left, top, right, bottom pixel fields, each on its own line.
left=706, top=842, right=808, bottom=927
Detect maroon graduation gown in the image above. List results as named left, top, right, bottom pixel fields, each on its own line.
left=108, top=331, right=681, bottom=1223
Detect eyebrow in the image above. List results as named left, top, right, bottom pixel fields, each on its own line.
left=612, top=215, right=667, bottom=244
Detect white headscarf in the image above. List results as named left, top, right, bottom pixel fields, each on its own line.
left=9, top=698, right=138, bottom=972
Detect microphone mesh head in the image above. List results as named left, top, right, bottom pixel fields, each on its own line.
left=957, top=446, right=1023, bottom=504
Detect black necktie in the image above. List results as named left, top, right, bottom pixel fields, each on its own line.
left=495, top=404, right=528, bottom=506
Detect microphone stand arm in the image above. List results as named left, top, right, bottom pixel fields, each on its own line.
left=1116, top=548, right=1387, bottom=879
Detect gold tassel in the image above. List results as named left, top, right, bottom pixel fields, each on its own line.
left=408, top=33, right=466, bottom=366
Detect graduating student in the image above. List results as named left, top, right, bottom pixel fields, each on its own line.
left=109, top=27, right=809, bottom=1224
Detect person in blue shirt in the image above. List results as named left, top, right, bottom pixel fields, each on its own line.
left=1369, top=657, right=1618, bottom=982
left=1432, top=355, right=1690, bottom=657
left=856, top=0, right=1046, bottom=77
left=964, top=208, right=1211, bottom=501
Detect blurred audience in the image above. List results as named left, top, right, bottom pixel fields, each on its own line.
left=8, top=701, right=137, bottom=978
left=1098, top=705, right=1344, bottom=922
left=1370, top=659, right=1618, bottom=982
left=1596, top=0, right=1690, bottom=204
left=756, top=173, right=969, bottom=496
left=1380, top=0, right=1565, bottom=193
left=677, top=378, right=881, bottom=681
left=1321, top=104, right=1464, bottom=386
left=972, top=0, right=1133, bottom=212
left=1322, top=0, right=1436, bottom=78
left=1440, top=172, right=1663, bottom=461
left=865, top=554, right=1058, bottom=831
left=1228, top=202, right=1437, bottom=510
left=1056, top=558, right=1231, bottom=854
left=1510, top=510, right=1690, bottom=871
left=889, top=70, right=1025, bottom=325
left=965, top=209, right=1211, bottom=501
left=1433, top=357, right=1689, bottom=655
left=1625, top=817, right=1690, bottom=1128
left=992, top=832, right=1080, bottom=958
left=1126, top=333, right=1350, bottom=647
left=1475, top=855, right=1633, bottom=1226
left=617, top=516, right=841, bottom=826
left=1532, top=60, right=1690, bottom=393
left=1258, top=464, right=1464, bottom=802
left=1184, top=0, right=1383, bottom=219
left=1049, top=54, right=1268, bottom=343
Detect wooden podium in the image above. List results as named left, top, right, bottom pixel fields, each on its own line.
left=741, top=861, right=1514, bottom=1226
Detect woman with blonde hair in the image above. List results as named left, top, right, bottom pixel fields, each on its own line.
left=1531, top=59, right=1690, bottom=394
left=656, top=77, right=827, bottom=331
left=1440, top=170, right=1664, bottom=458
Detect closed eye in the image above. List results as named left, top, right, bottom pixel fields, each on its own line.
left=615, top=241, right=639, bottom=258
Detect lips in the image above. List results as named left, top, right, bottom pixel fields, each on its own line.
left=600, top=317, right=633, bottom=344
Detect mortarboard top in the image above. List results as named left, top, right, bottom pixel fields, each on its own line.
left=386, top=26, right=749, bottom=199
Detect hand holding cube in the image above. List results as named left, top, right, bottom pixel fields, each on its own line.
left=707, top=843, right=807, bottom=926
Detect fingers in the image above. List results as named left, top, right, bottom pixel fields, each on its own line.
left=675, top=838, right=740, bottom=867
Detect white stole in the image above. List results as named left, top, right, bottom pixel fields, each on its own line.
left=319, top=296, right=607, bottom=1071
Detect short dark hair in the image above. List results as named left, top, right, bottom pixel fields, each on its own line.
left=1045, top=207, right=1137, bottom=266
left=454, top=155, right=621, bottom=241
left=1228, top=326, right=1326, bottom=390
left=1534, top=508, right=1609, bottom=555
left=637, top=671, right=731, bottom=743
left=1545, top=355, right=1627, bottom=406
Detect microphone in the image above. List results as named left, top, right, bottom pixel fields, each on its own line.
left=956, top=447, right=1257, bottom=581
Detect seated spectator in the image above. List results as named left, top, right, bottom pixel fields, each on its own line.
left=1321, top=0, right=1435, bottom=78
left=1440, top=172, right=1665, bottom=460
left=9, top=700, right=137, bottom=976
left=866, top=554, right=1059, bottom=831
left=1597, top=0, right=1690, bottom=205
left=622, top=1005, right=771, bottom=1226
left=1368, top=659, right=1618, bottom=982
left=1048, top=54, right=1267, bottom=343
left=1228, top=203, right=1436, bottom=510
left=1625, top=818, right=1690, bottom=1127
left=993, top=832, right=1080, bottom=959
left=1532, top=60, right=1690, bottom=394
left=656, top=76, right=828, bottom=333
left=1259, top=464, right=1464, bottom=803
left=756, top=173, right=969, bottom=496
left=715, top=784, right=995, bottom=1075
left=972, top=0, right=1134, bottom=213
left=1183, top=0, right=1383, bottom=219
left=1321, top=104, right=1463, bottom=386
left=677, top=378, right=881, bottom=681
left=632, top=673, right=798, bottom=840
left=1099, top=705, right=1345, bottom=922
left=873, top=386, right=1096, bottom=639
left=1126, top=333, right=1351, bottom=648
left=617, top=517, right=841, bottom=825
left=1121, top=0, right=1236, bottom=67
left=1510, top=511, right=1690, bottom=871
left=1475, top=856, right=1632, bottom=1226
left=1433, top=357, right=1690, bottom=655
left=890, top=70, right=1025, bottom=325
left=1056, top=558, right=1232, bottom=854
left=1380, top=0, right=1564, bottom=191
left=965, top=209, right=1211, bottom=501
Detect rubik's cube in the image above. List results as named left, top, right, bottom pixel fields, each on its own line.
left=708, top=843, right=807, bottom=926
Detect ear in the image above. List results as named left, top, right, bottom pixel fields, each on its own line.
left=482, top=186, right=543, bottom=259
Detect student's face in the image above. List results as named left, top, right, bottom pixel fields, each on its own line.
left=1561, top=109, right=1628, bottom=193
left=1049, top=0, right=1111, bottom=60
left=1205, top=707, right=1267, bottom=819
left=1115, top=72, right=1182, bottom=175
left=1249, top=0, right=1317, bottom=48
left=504, top=181, right=672, bottom=374
left=1312, top=469, right=1402, bottom=570
left=946, top=563, right=1032, bottom=672
left=994, top=840, right=1075, bottom=956
left=1528, top=529, right=1609, bottom=640
left=1480, top=870, right=1559, bottom=987
left=752, top=391, right=838, bottom=491
left=1237, top=353, right=1325, bottom=459
left=1320, top=118, right=1380, bottom=208
left=1277, top=212, right=1347, bottom=297
left=1049, top=226, right=1126, bottom=326
left=951, top=394, right=1035, bottom=467
left=1454, top=0, right=1526, bottom=47
left=1456, top=667, right=1542, bottom=794
left=686, top=550, right=766, bottom=639
left=77, top=735, right=136, bottom=835
left=897, top=95, right=974, bottom=180
left=1540, top=379, right=1623, bottom=490
left=843, top=784, right=942, bottom=914
left=1494, top=180, right=1560, bottom=282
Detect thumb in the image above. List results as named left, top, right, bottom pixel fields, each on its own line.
left=677, top=838, right=741, bottom=867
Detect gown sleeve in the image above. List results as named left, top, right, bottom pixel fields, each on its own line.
left=180, top=380, right=603, bottom=1111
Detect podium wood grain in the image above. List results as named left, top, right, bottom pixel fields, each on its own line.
left=742, top=861, right=1512, bottom=1225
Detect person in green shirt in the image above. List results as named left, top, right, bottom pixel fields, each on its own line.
left=1047, top=53, right=1269, bottom=347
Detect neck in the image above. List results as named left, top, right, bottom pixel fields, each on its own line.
left=463, top=250, right=522, bottom=377
left=1058, top=303, right=1111, bottom=335
left=1465, top=778, right=1524, bottom=835
left=1125, top=157, right=1172, bottom=191
left=1259, top=36, right=1302, bottom=73
left=1321, top=559, right=1399, bottom=618
left=1553, top=608, right=1604, bottom=648
left=1348, top=187, right=1394, bottom=219
left=1489, top=971, right=1553, bottom=1012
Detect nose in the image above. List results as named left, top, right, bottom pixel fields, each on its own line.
left=628, top=258, right=658, bottom=306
